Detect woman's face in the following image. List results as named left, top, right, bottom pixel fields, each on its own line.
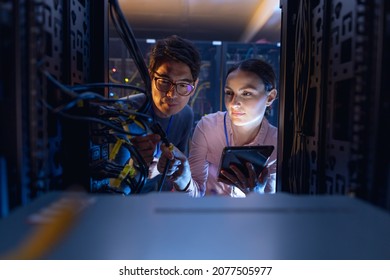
left=151, top=60, right=197, bottom=118
left=224, top=69, right=276, bottom=127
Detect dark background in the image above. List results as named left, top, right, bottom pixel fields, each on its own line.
left=0, top=0, right=389, bottom=217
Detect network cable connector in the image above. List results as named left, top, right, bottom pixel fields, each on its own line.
left=86, top=98, right=154, bottom=195
left=150, top=122, right=170, bottom=147
left=150, top=122, right=174, bottom=191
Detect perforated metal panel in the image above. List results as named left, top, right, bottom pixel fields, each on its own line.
left=279, top=0, right=390, bottom=210
left=0, top=0, right=107, bottom=214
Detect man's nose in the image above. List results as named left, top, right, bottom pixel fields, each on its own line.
left=165, top=85, right=177, bottom=97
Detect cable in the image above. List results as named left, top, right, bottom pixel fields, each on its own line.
left=89, top=136, right=148, bottom=194
left=35, top=1, right=157, bottom=195
left=150, top=122, right=172, bottom=192
left=51, top=91, right=105, bottom=113
left=290, top=0, right=312, bottom=194
left=40, top=70, right=153, bottom=193
left=190, top=81, right=210, bottom=108
left=69, top=82, right=145, bottom=93
left=41, top=70, right=78, bottom=99
left=41, top=99, right=147, bottom=137
left=121, top=141, right=148, bottom=193
left=39, top=67, right=153, bottom=135
left=109, top=0, right=151, bottom=114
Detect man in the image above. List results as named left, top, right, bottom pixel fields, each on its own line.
left=118, top=35, right=201, bottom=193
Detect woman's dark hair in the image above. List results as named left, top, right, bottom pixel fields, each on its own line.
left=149, top=35, right=201, bottom=81
left=226, top=58, right=276, bottom=92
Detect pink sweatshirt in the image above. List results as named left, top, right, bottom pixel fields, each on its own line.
left=187, top=111, right=277, bottom=197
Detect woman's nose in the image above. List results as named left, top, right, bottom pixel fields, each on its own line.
left=231, top=94, right=241, bottom=105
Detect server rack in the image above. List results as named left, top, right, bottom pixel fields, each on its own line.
left=0, top=0, right=108, bottom=216
left=278, top=0, right=390, bottom=210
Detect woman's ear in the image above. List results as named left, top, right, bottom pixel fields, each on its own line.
left=266, top=89, right=277, bottom=106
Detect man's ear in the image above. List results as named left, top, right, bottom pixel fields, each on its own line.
left=266, top=89, right=277, bottom=106
left=194, top=78, right=199, bottom=88
left=190, top=78, right=199, bottom=97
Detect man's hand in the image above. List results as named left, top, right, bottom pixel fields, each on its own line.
left=157, top=144, right=192, bottom=191
left=130, top=134, right=161, bottom=166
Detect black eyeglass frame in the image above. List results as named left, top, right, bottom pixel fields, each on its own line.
left=152, top=73, right=195, bottom=96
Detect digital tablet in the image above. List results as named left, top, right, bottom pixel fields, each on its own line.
left=217, top=145, right=274, bottom=180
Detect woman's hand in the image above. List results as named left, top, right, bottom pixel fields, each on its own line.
left=157, top=144, right=192, bottom=191
left=219, top=162, right=269, bottom=194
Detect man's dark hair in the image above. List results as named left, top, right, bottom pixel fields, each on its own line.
left=149, top=35, right=201, bottom=81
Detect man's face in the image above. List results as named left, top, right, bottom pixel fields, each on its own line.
left=150, top=60, right=197, bottom=118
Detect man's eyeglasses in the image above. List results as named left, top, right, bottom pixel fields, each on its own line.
left=153, top=76, right=195, bottom=96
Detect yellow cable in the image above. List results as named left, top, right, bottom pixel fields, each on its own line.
left=109, top=138, right=125, bottom=160
left=111, top=160, right=134, bottom=188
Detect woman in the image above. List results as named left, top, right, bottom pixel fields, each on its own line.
left=158, top=58, right=278, bottom=197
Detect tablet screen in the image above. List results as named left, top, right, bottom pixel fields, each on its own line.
left=217, top=145, right=274, bottom=180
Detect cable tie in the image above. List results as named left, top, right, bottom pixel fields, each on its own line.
left=109, top=138, right=125, bottom=160
left=111, top=162, right=133, bottom=189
